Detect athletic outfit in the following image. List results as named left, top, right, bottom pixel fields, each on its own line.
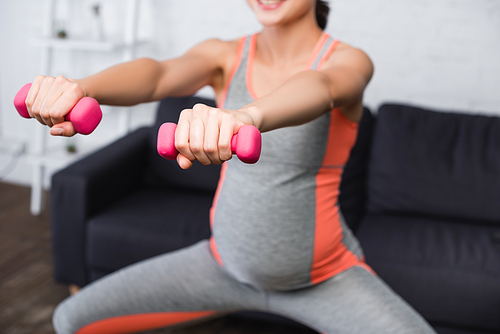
left=53, top=33, right=436, bottom=334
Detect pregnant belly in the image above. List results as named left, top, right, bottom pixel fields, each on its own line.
left=209, top=159, right=326, bottom=289
left=211, top=183, right=318, bottom=290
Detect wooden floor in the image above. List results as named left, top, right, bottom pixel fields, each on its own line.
left=0, top=182, right=317, bottom=334
left=0, top=182, right=69, bottom=334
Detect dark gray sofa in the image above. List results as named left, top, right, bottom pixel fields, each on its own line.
left=51, top=98, right=500, bottom=333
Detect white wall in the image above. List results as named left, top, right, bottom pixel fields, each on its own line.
left=329, top=0, right=500, bottom=114
left=0, top=0, right=499, bottom=186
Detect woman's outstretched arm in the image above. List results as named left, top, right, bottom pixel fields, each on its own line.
left=174, top=45, right=373, bottom=169
left=240, top=45, right=374, bottom=132
left=25, top=39, right=233, bottom=136
left=77, top=39, right=231, bottom=105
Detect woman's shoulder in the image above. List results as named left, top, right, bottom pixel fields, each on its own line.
left=186, top=38, right=245, bottom=98
left=332, top=42, right=371, bottom=62
left=191, top=38, right=241, bottom=58
left=188, top=38, right=242, bottom=70
left=324, top=41, right=374, bottom=75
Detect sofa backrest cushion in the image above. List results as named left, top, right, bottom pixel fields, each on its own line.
left=142, top=96, right=221, bottom=193
left=367, top=103, right=500, bottom=223
left=339, top=107, right=375, bottom=231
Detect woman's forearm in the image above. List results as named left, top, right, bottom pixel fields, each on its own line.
left=74, top=58, right=165, bottom=106
left=239, top=71, right=334, bottom=133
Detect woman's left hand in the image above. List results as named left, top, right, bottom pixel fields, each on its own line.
left=174, top=103, right=255, bottom=169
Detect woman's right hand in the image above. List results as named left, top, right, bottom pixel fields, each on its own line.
left=174, top=103, right=257, bottom=170
left=25, top=75, right=86, bottom=137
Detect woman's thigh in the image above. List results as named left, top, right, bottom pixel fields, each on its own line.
left=53, top=240, right=266, bottom=334
left=268, top=266, right=436, bottom=334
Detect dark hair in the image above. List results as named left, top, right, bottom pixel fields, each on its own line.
left=316, top=0, right=330, bottom=30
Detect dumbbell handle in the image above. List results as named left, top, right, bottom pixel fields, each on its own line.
left=157, top=122, right=261, bottom=164
left=13, top=83, right=102, bottom=135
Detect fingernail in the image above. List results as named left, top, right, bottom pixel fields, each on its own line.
left=52, top=128, right=64, bottom=136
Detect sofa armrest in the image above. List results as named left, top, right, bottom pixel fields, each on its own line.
left=51, top=127, right=151, bottom=286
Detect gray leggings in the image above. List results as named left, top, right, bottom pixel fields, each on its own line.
left=53, top=241, right=436, bottom=334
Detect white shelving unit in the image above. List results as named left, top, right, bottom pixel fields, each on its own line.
left=30, top=0, right=141, bottom=215
left=32, top=37, right=128, bottom=52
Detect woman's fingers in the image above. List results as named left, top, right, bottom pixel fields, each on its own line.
left=49, top=83, right=85, bottom=127
left=189, top=116, right=211, bottom=165
left=25, top=76, right=44, bottom=119
left=38, top=82, right=63, bottom=128
left=175, top=103, right=241, bottom=169
left=25, top=75, right=85, bottom=135
left=30, top=76, right=55, bottom=125
left=175, top=108, right=196, bottom=165
left=176, top=154, right=194, bottom=170
left=219, top=113, right=236, bottom=161
left=204, top=108, right=223, bottom=165
left=50, top=121, right=77, bottom=137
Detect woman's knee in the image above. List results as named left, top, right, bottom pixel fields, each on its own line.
left=53, top=300, right=70, bottom=333
left=53, top=298, right=80, bottom=334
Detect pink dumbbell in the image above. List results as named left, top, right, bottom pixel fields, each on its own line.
left=13, top=83, right=102, bottom=135
left=157, top=122, right=262, bottom=164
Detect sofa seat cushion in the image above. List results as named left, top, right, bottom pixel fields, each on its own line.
left=356, top=214, right=500, bottom=331
left=86, top=187, right=213, bottom=276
